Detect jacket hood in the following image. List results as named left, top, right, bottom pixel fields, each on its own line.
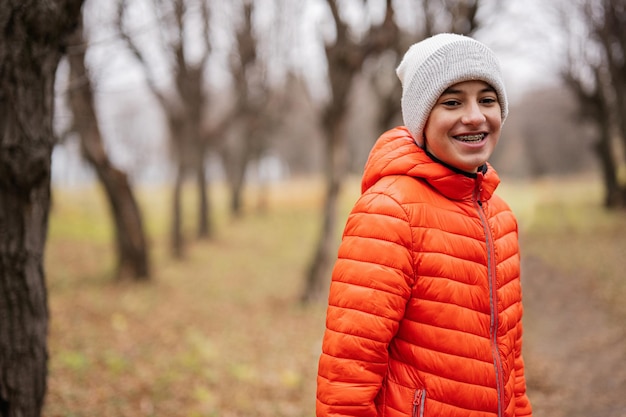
left=362, top=126, right=500, bottom=202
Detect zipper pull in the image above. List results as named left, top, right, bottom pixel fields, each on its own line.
left=413, top=389, right=422, bottom=417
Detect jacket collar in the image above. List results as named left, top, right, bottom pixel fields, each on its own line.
left=423, top=148, right=488, bottom=178
left=361, top=127, right=500, bottom=202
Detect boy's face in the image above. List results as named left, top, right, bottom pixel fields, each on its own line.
left=423, top=80, right=502, bottom=173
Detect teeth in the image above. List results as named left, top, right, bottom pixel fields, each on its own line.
left=456, top=134, right=485, bottom=142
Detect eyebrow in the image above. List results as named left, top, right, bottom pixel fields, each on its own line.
left=442, top=85, right=496, bottom=95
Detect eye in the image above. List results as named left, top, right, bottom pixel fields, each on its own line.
left=480, top=96, right=498, bottom=105
left=441, top=99, right=461, bottom=107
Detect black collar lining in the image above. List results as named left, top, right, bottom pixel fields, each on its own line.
left=423, top=149, right=487, bottom=178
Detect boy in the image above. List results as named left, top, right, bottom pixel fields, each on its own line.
left=316, top=33, right=533, bottom=417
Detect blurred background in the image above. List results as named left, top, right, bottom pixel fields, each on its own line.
left=2, top=0, right=625, bottom=416
left=52, top=0, right=613, bottom=192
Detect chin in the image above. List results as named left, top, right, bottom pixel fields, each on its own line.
left=455, top=158, right=486, bottom=172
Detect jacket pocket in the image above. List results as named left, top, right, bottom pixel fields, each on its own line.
left=412, top=388, right=426, bottom=417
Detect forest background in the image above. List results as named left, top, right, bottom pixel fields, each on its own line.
left=1, top=0, right=625, bottom=416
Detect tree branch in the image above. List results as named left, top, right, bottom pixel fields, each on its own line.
left=115, top=0, right=169, bottom=109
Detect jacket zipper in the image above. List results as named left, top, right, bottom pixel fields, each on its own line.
left=412, top=389, right=426, bottom=417
left=474, top=182, right=505, bottom=417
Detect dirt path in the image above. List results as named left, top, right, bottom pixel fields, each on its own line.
left=521, top=254, right=626, bottom=417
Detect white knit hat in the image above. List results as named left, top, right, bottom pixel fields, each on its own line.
left=396, top=33, right=508, bottom=147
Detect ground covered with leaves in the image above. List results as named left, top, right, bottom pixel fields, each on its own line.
left=507, top=177, right=626, bottom=417
left=42, top=176, right=626, bottom=417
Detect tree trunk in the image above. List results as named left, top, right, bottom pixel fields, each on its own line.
left=594, top=127, right=624, bottom=207
left=196, top=161, right=211, bottom=239
left=116, top=1, right=215, bottom=256
left=300, top=0, right=400, bottom=304
left=229, top=152, right=246, bottom=219
left=66, top=15, right=150, bottom=281
left=171, top=162, right=185, bottom=258
left=0, top=1, right=84, bottom=415
left=301, top=119, right=347, bottom=304
left=228, top=141, right=254, bottom=219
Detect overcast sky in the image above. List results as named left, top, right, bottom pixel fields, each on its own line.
left=77, top=0, right=568, bottom=103
left=475, top=0, right=567, bottom=101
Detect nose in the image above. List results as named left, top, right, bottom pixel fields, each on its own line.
left=461, top=102, right=486, bottom=126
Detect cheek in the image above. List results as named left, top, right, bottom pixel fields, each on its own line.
left=424, top=113, right=453, bottom=136
left=489, top=112, right=503, bottom=129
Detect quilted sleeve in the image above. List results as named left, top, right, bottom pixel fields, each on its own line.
left=316, top=189, right=416, bottom=417
left=514, top=310, right=533, bottom=416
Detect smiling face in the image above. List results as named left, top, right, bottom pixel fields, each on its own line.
left=423, top=80, right=502, bottom=173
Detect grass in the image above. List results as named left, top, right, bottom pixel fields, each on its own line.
left=512, top=178, right=626, bottom=322
left=42, top=175, right=626, bottom=417
left=499, top=173, right=626, bottom=320
left=44, top=178, right=360, bottom=417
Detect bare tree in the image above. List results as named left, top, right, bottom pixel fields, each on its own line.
left=216, top=0, right=301, bottom=218
left=301, top=0, right=400, bottom=303
left=559, top=0, right=626, bottom=207
left=65, top=12, right=150, bottom=280
left=0, top=1, right=84, bottom=415
left=221, top=1, right=267, bottom=218
left=301, top=0, right=490, bottom=303
left=116, top=0, right=215, bottom=258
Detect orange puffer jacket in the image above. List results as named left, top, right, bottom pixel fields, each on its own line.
left=317, top=127, right=532, bottom=417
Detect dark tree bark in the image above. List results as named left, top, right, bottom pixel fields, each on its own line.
left=66, top=14, right=150, bottom=281
left=0, top=1, right=84, bottom=415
